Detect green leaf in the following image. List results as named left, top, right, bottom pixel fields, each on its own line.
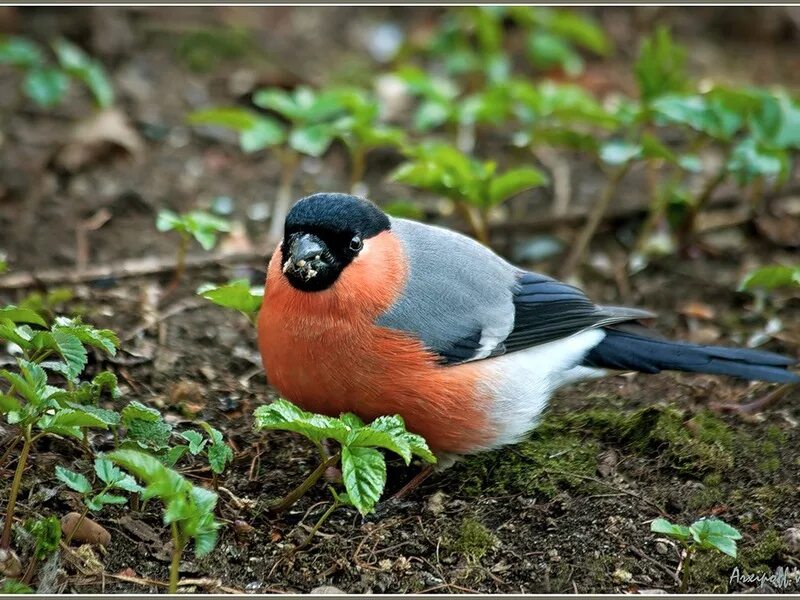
left=40, top=407, right=111, bottom=430
left=414, top=100, right=452, bottom=131
left=600, top=140, right=641, bottom=165
left=0, top=36, right=43, bottom=67
left=0, top=393, right=22, bottom=414
left=160, top=445, right=189, bottom=468
left=208, top=441, right=233, bottom=474
left=183, top=211, right=231, bottom=251
left=634, top=27, right=688, bottom=102
left=253, top=88, right=303, bottom=121
left=52, top=317, right=119, bottom=356
left=56, top=465, right=92, bottom=494
left=382, top=201, right=425, bottom=220
left=650, top=517, right=691, bottom=540
left=527, top=31, right=583, bottom=76
left=651, top=93, right=742, bottom=141
left=739, top=264, right=800, bottom=292
left=253, top=398, right=349, bottom=444
left=0, top=306, right=47, bottom=327
left=22, top=67, right=69, bottom=108
left=1, top=359, right=49, bottom=406
left=0, top=579, right=34, bottom=593
left=488, top=167, right=548, bottom=207
left=181, top=430, right=207, bottom=455
left=197, top=279, right=263, bottom=315
left=126, top=417, right=173, bottom=450
left=122, top=400, right=162, bottom=423
left=39, top=330, right=88, bottom=380
left=24, top=516, right=61, bottom=560
left=90, top=492, right=128, bottom=508
left=240, top=118, right=285, bottom=152
left=341, top=446, right=386, bottom=515
left=727, top=137, right=787, bottom=184
left=52, top=38, right=113, bottom=107
left=66, top=403, right=120, bottom=426
left=289, top=123, right=335, bottom=157
left=108, top=448, right=191, bottom=503
left=689, top=518, right=741, bottom=558
left=193, top=525, right=219, bottom=557
left=94, top=456, right=124, bottom=484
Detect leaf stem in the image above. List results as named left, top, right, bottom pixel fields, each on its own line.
left=679, top=544, right=694, bottom=593
left=168, top=522, right=185, bottom=594
left=455, top=201, right=490, bottom=246
left=64, top=505, right=89, bottom=546
left=560, top=162, right=631, bottom=279
left=296, top=499, right=340, bottom=551
left=349, top=146, right=366, bottom=193
left=678, top=164, right=727, bottom=250
left=1, top=425, right=32, bottom=548
left=267, top=149, right=300, bottom=245
left=172, top=233, right=190, bottom=288
left=268, top=451, right=340, bottom=514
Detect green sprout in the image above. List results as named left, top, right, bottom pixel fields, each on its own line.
left=155, top=210, right=230, bottom=286
left=391, top=142, right=548, bottom=245
left=0, top=310, right=120, bottom=549
left=18, top=516, right=60, bottom=585
left=119, top=400, right=187, bottom=467
left=0, top=35, right=113, bottom=109
left=328, top=87, right=406, bottom=191
left=651, top=516, right=742, bottom=592
left=254, top=399, right=435, bottom=523
left=108, top=449, right=220, bottom=593
left=55, top=457, right=143, bottom=544
left=180, top=422, right=234, bottom=487
left=197, top=279, right=263, bottom=326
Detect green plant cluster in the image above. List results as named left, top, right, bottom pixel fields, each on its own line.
left=0, top=36, right=113, bottom=108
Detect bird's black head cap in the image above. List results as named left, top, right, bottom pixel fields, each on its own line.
left=280, top=193, right=390, bottom=292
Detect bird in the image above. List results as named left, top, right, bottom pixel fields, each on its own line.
left=257, top=192, right=799, bottom=464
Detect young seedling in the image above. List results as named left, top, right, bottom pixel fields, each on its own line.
left=108, top=449, right=220, bottom=593
left=254, top=399, right=436, bottom=519
left=329, top=87, right=406, bottom=192
left=651, top=516, right=742, bottom=592
left=0, top=35, right=113, bottom=109
left=180, top=422, right=234, bottom=487
left=197, top=279, right=263, bottom=326
left=740, top=264, right=800, bottom=292
left=56, top=457, right=143, bottom=545
left=20, top=516, right=60, bottom=584
left=155, top=210, right=231, bottom=287
left=391, top=142, right=548, bottom=246
left=119, top=400, right=187, bottom=467
left=0, top=310, right=120, bottom=549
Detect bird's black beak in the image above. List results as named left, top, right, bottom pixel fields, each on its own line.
left=283, top=233, right=329, bottom=281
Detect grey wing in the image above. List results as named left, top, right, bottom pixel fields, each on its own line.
left=377, top=218, right=654, bottom=365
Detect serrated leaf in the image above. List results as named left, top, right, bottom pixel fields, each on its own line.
left=193, top=527, right=219, bottom=558
left=49, top=330, right=88, bottom=379
left=40, top=407, right=110, bottom=430
left=113, top=474, right=144, bottom=494
left=198, top=279, right=263, bottom=315
left=208, top=441, right=233, bottom=474
left=253, top=398, right=349, bottom=444
left=341, top=446, right=386, bottom=515
left=70, top=402, right=119, bottom=425
left=1, top=359, right=49, bottom=406
left=92, top=492, right=128, bottom=507
left=0, top=306, right=47, bottom=327
left=56, top=465, right=91, bottom=494
left=689, top=518, right=741, bottom=558
left=240, top=118, right=285, bottom=153
left=0, top=393, right=21, bottom=414
left=23, top=67, right=70, bottom=108
left=53, top=318, right=119, bottom=356
left=161, top=444, right=189, bottom=468
left=634, top=27, right=688, bottom=102
left=94, top=456, right=124, bottom=484
left=108, top=448, right=191, bottom=502
left=122, top=400, right=162, bottom=423
left=126, top=418, right=173, bottom=450
left=181, top=430, right=207, bottom=455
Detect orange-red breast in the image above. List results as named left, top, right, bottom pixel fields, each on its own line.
left=258, top=193, right=799, bottom=457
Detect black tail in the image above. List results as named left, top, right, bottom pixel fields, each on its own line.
left=584, top=328, right=800, bottom=384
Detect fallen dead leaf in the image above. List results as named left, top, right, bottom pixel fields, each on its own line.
left=679, top=300, right=716, bottom=321
left=54, top=108, right=143, bottom=172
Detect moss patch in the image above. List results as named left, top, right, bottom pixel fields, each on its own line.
left=449, top=517, right=496, bottom=562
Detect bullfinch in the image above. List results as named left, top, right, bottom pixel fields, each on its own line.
left=258, top=192, right=799, bottom=459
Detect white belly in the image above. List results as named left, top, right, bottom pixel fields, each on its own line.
left=479, top=329, right=607, bottom=449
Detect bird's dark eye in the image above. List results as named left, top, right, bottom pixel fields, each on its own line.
left=349, top=235, right=363, bottom=252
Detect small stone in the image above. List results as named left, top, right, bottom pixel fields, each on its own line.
left=426, top=491, right=446, bottom=516
left=310, top=586, right=346, bottom=594
left=655, top=541, right=669, bottom=555
left=613, top=567, right=633, bottom=584
left=0, top=547, right=22, bottom=577
left=783, top=527, right=800, bottom=554
left=61, top=512, right=111, bottom=547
